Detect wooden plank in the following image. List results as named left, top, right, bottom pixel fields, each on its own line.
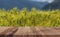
left=36, top=27, right=60, bottom=37
left=0, top=27, right=18, bottom=37
left=30, top=27, right=42, bottom=37
left=0, top=27, right=10, bottom=37
left=54, top=27, right=60, bottom=32
left=13, top=27, right=39, bottom=37
left=11, top=27, right=60, bottom=37
left=0, top=27, right=60, bottom=37
left=0, top=27, right=9, bottom=34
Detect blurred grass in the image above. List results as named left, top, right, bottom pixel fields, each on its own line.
left=0, top=7, right=60, bottom=27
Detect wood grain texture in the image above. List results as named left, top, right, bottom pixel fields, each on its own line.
left=0, top=27, right=18, bottom=37
left=0, top=27, right=60, bottom=37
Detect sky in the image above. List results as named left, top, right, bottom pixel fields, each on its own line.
left=30, top=0, right=54, bottom=3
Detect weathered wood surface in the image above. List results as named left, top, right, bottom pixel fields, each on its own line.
left=0, top=27, right=60, bottom=37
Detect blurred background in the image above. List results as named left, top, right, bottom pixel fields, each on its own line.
left=0, top=0, right=60, bottom=10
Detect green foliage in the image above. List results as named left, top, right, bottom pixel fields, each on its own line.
left=0, top=8, right=60, bottom=27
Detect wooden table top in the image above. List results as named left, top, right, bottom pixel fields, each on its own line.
left=0, top=27, right=60, bottom=37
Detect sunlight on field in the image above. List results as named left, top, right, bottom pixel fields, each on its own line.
left=0, top=8, right=60, bottom=27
